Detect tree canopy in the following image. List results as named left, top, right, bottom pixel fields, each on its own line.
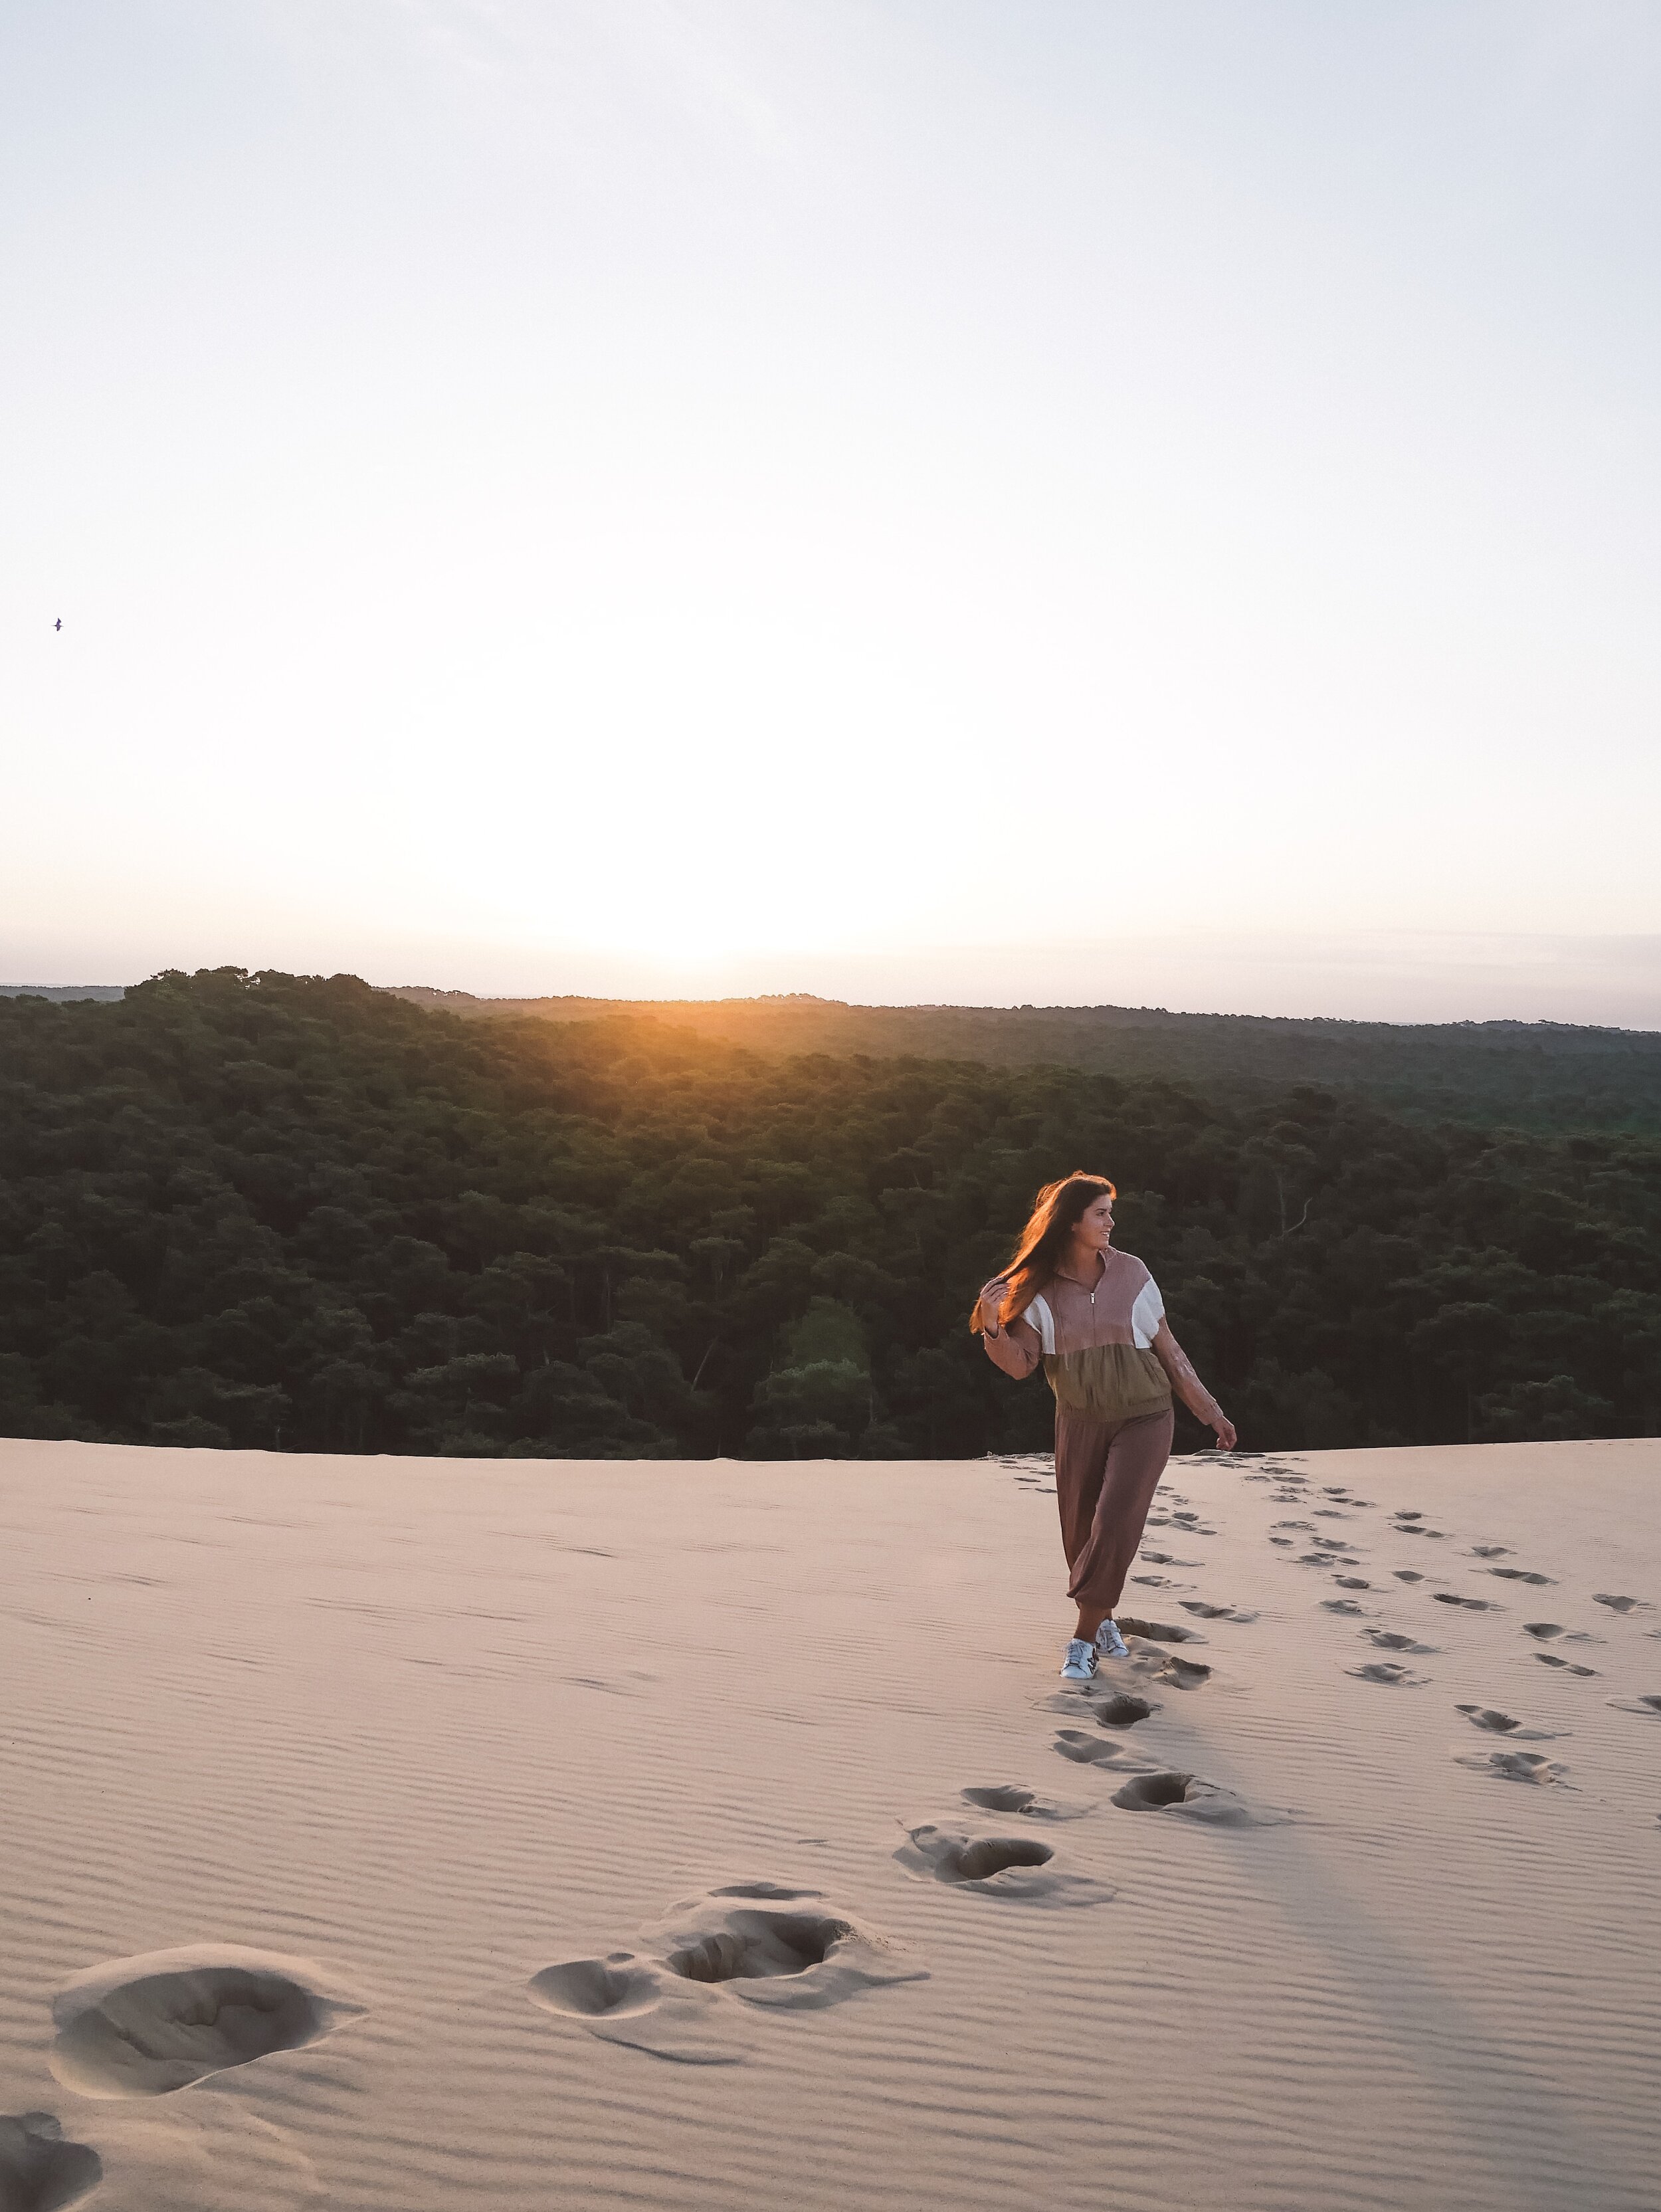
left=389, top=986, right=1661, bottom=1136
left=2, top=969, right=1656, bottom=1460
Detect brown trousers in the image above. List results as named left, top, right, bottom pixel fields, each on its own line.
left=1054, top=1405, right=1175, bottom=1614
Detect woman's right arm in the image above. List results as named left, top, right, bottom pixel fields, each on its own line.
left=1150, top=1319, right=1237, bottom=1449
left=977, top=1280, right=1043, bottom=1379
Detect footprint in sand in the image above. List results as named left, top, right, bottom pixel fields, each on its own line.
left=1454, top=1750, right=1568, bottom=1786
left=1322, top=1598, right=1367, bottom=1615
left=0, top=2111, right=102, bottom=2212
left=1090, top=1692, right=1157, bottom=1726
left=1521, top=1622, right=1597, bottom=1643
left=1535, top=1653, right=1598, bottom=1676
left=1052, top=1728, right=1154, bottom=1768
left=1456, top=1704, right=1556, bottom=1740
left=1347, top=1660, right=1428, bottom=1686
left=1610, top=1694, right=1661, bottom=1718
left=1333, top=1576, right=1371, bottom=1589
left=897, top=1827, right=1114, bottom=1905
left=532, top=1884, right=925, bottom=2063
left=1114, top=1615, right=1206, bottom=1645
left=528, top=1954, right=699, bottom=2051
left=1057, top=1643, right=1209, bottom=1691
left=1432, top=1593, right=1498, bottom=1611
left=49, top=1946, right=364, bottom=2100
left=1179, top=1601, right=1258, bottom=1622
left=1593, top=1593, right=1652, bottom=1615
left=1109, top=1772, right=1288, bottom=1827
left=1487, top=1568, right=1553, bottom=1585
left=1267, top=1536, right=1296, bottom=1548
left=961, top=1784, right=1092, bottom=1821
left=1042, top=1684, right=1160, bottom=1725
left=1456, top=1704, right=1523, bottom=1732
left=1393, top=1569, right=1426, bottom=1583
left=1470, top=1544, right=1512, bottom=1558
left=1364, top=1629, right=1438, bottom=1654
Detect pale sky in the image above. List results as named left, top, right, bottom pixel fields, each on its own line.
left=6, top=2, right=1660, bottom=1021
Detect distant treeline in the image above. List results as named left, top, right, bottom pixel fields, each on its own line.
left=2, top=969, right=1656, bottom=1461
left=389, top=987, right=1661, bottom=1136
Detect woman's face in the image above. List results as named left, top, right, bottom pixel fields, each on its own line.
left=1073, top=1193, right=1115, bottom=1248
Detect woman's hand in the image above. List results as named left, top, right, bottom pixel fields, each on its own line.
left=1211, top=1412, right=1238, bottom=1451
left=978, top=1280, right=1007, bottom=1336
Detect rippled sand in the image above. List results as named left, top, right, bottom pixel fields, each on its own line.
left=1, top=1433, right=1658, bottom=2211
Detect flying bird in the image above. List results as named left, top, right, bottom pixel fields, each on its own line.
left=54, top=617, right=61, bottom=631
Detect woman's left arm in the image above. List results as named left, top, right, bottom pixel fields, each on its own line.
left=1151, top=1320, right=1237, bottom=1450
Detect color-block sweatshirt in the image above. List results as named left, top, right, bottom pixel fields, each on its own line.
left=979, top=1247, right=1173, bottom=1424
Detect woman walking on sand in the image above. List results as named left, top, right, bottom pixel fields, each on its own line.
left=973, top=1172, right=1236, bottom=1681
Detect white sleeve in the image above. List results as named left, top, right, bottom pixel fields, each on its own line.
left=1131, top=1277, right=1165, bottom=1350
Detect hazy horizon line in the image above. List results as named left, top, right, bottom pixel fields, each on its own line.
left=8, top=969, right=1661, bottom=1041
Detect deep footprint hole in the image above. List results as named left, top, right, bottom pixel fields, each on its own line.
left=52, top=1963, right=340, bottom=2100
left=666, top=1912, right=850, bottom=1984
left=1093, top=1694, right=1154, bottom=1727
left=1112, top=1771, right=1196, bottom=1811
left=907, top=1833, right=1060, bottom=1884
left=0, top=2113, right=102, bottom=2212
left=953, top=1837, right=1053, bottom=1882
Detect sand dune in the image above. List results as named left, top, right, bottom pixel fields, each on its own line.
left=1, top=1433, right=1658, bottom=2210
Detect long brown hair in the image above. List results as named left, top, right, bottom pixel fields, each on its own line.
left=970, top=1172, right=1117, bottom=1332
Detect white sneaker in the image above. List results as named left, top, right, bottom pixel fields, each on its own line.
left=1060, top=1638, right=1098, bottom=1681
left=1095, top=1618, right=1129, bottom=1660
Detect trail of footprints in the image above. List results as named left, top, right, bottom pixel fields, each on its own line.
left=1241, top=1457, right=1661, bottom=1796
left=538, top=1457, right=1661, bottom=2075
left=530, top=1470, right=1281, bottom=2068
left=18, top=1457, right=1659, bottom=2202
left=0, top=1473, right=1276, bottom=2199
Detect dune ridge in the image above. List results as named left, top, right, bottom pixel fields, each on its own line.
left=1, top=1434, right=1658, bottom=2209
